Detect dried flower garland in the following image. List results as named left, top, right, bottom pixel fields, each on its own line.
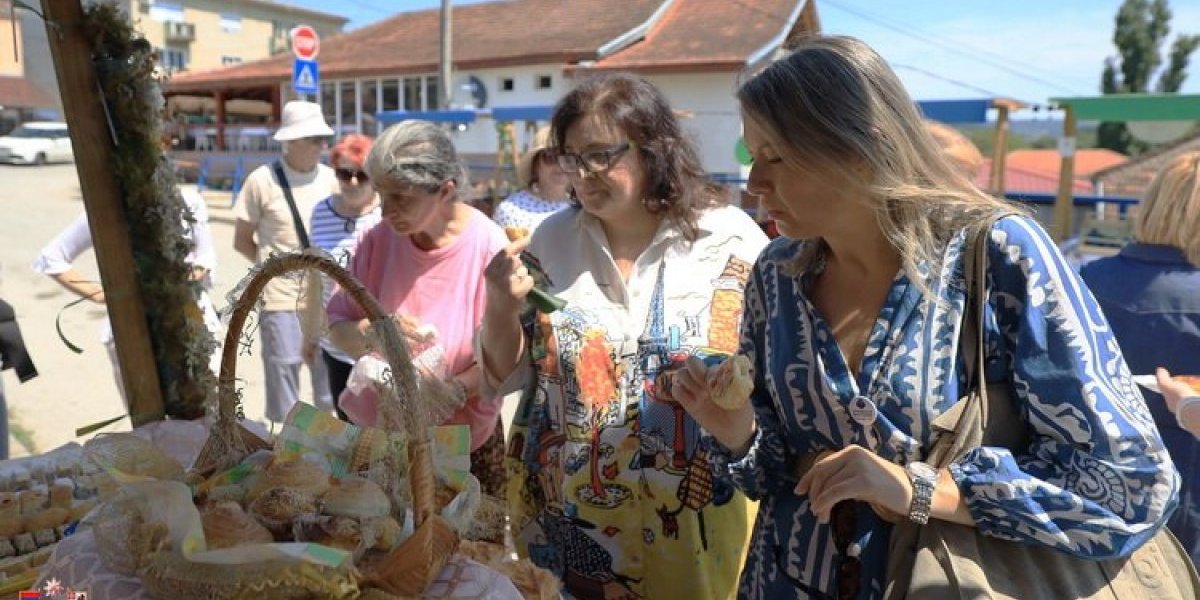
left=83, top=3, right=216, bottom=419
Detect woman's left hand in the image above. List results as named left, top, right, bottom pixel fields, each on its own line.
left=796, top=445, right=912, bottom=524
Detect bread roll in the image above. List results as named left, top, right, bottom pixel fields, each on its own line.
left=711, top=354, right=754, bottom=410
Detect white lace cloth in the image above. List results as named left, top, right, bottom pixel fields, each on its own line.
left=37, top=529, right=523, bottom=599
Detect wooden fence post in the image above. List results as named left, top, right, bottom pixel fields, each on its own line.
left=40, top=0, right=165, bottom=425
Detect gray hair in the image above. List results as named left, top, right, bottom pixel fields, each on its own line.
left=366, top=120, right=469, bottom=191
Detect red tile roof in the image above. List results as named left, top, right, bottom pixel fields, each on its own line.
left=584, top=0, right=810, bottom=72
left=976, top=158, right=1095, bottom=195
left=1091, top=132, right=1200, bottom=198
left=167, top=0, right=812, bottom=92
left=168, top=0, right=664, bottom=91
left=0, top=76, right=55, bottom=108
left=1004, top=148, right=1127, bottom=178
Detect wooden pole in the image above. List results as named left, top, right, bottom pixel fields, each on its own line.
left=40, top=0, right=165, bottom=424
left=439, top=0, right=452, bottom=108
left=1052, top=105, right=1078, bottom=241
left=215, top=89, right=226, bottom=151
left=989, top=103, right=1010, bottom=196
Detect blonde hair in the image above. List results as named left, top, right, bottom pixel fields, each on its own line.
left=737, top=35, right=1020, bottom=293
left=1135, top=151, right=1200, bottom=266
left=925, top=120, right=984, bottom=181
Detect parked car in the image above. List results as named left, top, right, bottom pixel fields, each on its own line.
left=0, top=122, right=73, bottom=165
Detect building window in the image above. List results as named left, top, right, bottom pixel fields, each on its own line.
left=270, top=20, right=295, bottom=55
left=500, top=77, right=514, bottom=92
left=320, top=82, right=337, bottom=128
left=219, top=13, right=242, bottom=33
left=340, top=82, right=357, bottom=134
left=382, top=79, right=400, bottom=112
left=157, top=47, right=188, bottom=71
left=425, top=76, right=440, bottom=110
left=149, top=2, right=184, bottom=23
left=221, top=56, right=242, bottom=66
left=361, top=79, right=378, bottom=134
left=403, top=77, right=422, bottom=111
left=536, top=75, right=552, bottom=90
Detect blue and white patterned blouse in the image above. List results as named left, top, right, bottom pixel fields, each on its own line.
left=714, top=215, right=1180, bottom=599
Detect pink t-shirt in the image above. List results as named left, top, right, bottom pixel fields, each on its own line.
left=327, top=205, right=507, bottom=450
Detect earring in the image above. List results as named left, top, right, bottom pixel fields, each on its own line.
left=642, top=197, right=670, bottom=211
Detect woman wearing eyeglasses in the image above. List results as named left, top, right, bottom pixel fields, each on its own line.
left=477, top=73, right=768, bottom=600
left=326, top=120, right=510, bottom=498
left=492, top=126, right=572, bottom=232
left=308, top=133, right=381, bottom=414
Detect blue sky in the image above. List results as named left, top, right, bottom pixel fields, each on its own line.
left=290, top=0, right=1200, bottom=117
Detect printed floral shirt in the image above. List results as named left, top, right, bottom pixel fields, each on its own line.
left=716, top=215, right=1180, bottom=599
left=483, top=205, right=769, bottom=600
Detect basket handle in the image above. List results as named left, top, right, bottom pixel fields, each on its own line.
left=215, top=252, right=436, bottom=525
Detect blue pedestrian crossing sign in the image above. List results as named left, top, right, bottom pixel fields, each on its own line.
left=293, top=59, right=319, bottom=95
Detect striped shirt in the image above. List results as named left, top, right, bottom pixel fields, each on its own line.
left=309, top=195, right=381, bottom=363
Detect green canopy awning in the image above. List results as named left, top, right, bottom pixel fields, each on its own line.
left=1049, top=93, right=1200, bottom=122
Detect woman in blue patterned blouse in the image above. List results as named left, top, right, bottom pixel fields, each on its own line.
left=672, top=35, right=1180, bottom=599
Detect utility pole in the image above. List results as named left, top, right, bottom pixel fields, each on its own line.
left=439, top=0, right=452, bottom=108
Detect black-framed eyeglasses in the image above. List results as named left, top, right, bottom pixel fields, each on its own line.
left=831, top=500, right=862, bottom=600
left=556, top=142, right=634, bottom=177
left=335, top=168, right=369, bottom=183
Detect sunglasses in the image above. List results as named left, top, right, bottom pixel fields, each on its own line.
left=335, top=168, right=369, bottom=183
left=556, top=142, right=634, bottom=177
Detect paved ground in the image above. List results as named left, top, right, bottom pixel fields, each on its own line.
left=0, top=162, right=519, bottom=459
left=0, top=162, right=272, bottom=457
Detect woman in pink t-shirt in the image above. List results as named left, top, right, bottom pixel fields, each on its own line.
left=327, top=120, right=508, bottom=497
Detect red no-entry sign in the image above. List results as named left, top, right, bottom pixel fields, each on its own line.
left=291, top=25, right=320, bottom=61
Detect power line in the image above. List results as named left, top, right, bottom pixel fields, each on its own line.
left=821, top=0, right=1090, bottom=96
left=890, top=63, right=1034, bottom=105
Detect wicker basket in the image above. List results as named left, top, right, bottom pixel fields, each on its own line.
left=185, top=252, right=459, bottom=597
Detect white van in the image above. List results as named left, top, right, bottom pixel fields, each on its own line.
left=0, top=122, right=73, bottom=165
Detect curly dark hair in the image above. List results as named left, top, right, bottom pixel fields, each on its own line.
left=550, top=72, right=727, bottom=241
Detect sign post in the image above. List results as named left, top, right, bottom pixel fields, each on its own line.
left=290, top=25, right=320, bottom=98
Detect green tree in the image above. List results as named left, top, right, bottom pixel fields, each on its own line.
left=1099, top=0, right=1200, bottom=155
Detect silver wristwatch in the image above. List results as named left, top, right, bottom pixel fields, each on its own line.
left=906, top=461, right=937, bottom=525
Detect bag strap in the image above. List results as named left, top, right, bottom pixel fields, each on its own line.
left=273, top=160, right=311, bottom=249
left=928, top=212, right=1014, bottom=467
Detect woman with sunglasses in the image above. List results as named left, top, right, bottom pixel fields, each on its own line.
left=492, top=126, right=572, bottom=233
left=478, top=73, right=768, bottom=600
left=326, top=120, right=510, bottom=498
left=308, top=133, right=381, bottom=414
left=670, top=36, right=1178, bottom=599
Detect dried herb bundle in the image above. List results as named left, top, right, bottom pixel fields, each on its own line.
left=83, top=3, right=216, bottom=419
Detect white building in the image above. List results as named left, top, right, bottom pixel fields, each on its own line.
left=167, top=0, right=821, bottom=180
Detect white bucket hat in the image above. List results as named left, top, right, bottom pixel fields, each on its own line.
left=273, top=100, right=334, bottom=141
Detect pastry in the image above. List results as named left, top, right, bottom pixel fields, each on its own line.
left=32, top=528, right=55, bottom=548
left=710, top=354, right=754, bottom=410
left=50, top=478, right=74, bottom=509
left=201, top=502, right=273, bottom=550
left=505, top=226, right=531, bottom=241
left=0, top=494, right=22, bottom=537
left=321, top=477, right=390, bottom=519
left=292, top=515, right=363, bottom=553
left=0, top=538, right=14, bottom=559
left=18, top=486, right=48, bottom=516
left=362, top=515, right=403, bottom=552
left=12, top=532, right=35, bottom=555
left=247, top=459, right=331, bottom=502
left=23, top=507, right=69, bottom=532
left=248, top=487, right=319, bottom=539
